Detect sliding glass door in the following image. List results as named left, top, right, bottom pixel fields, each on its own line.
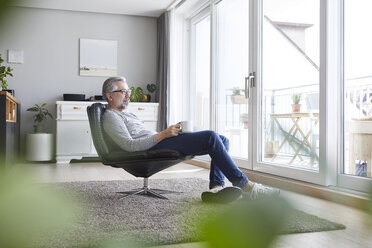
left=250, top=0, right=323, bottom=184
left=185, top=0, right=372, bottom=190
left=190, top=10, right=211, bottom=132
left=339, top=0, right=372, bottom=191
left=215, top=0, right=250, bottom=166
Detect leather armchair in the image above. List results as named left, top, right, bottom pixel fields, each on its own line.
left=87, top=103, right=194, bottom=199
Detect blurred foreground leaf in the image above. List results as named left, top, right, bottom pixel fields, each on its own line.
left=201, top=197, right=293, bottom=248
left=0, top=167, right=79, bottom=248
left=0, top=0, right=11, bottom=18
left=368, top=186, right=372, bottom=215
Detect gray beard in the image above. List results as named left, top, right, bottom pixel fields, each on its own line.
left=117, top=104, right=127, bottom=110
left=116, top=101, right=128, bottom=110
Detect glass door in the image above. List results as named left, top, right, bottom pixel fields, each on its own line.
left=250, top=0, right=323, bottom=184
left=215, top=0, right=250, bottom=166
left=339, top=0, right=372, bottom=192
left=190, top=10, right=211, bottom=132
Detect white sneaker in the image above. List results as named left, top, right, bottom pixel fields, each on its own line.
left=249, top=183, right=280, bottom=200
left=201, top=186, right=242, bottom=204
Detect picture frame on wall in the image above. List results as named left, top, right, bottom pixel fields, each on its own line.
left=8, top=50, right=24, bottom=64
left=79, top=38, right=118, bottom=77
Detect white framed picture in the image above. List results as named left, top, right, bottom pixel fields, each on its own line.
left=79, top=39, right=118, bottom=77
left=8, top=50, right=24, bottom=64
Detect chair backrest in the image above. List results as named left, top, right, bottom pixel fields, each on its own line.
left=87, top=103, right=120, bottom=161
left=305, top=93, right=319, bottom=119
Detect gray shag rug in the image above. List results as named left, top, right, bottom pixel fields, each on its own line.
left=35, top=178, right=345, bottom=247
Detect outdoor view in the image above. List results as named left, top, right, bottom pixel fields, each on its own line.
left=344, top=0, right=372, bottom=179
left=193, top=15, right=211, bottom=132
left=261, top=0, right=320, bottom=170
left=216, top=0, right=249, bottom=159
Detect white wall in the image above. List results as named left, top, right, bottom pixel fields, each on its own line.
left=0, top=7, right=157, bottom=141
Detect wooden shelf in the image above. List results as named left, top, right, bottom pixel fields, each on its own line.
left=0, top=91, right=21, bottom=166
left=0, top=91, right=20, bottom=122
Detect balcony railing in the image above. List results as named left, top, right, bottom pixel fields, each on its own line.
left=223, top=80, right=372, bottom=165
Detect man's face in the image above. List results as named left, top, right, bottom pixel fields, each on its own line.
left=107, top=81, right=131, bottom=110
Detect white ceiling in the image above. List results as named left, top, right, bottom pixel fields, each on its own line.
left=12, top=0, right=177, bottom=17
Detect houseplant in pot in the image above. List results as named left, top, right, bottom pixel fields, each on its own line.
left=291, top=93, right=302, bottom=112
left=26, top=103, right=53, bottom=133
left=130, top=86, right=144, bottom=102
left=0, top=53, right=14, bottom=95
left=143, top=83, right=156, bottom=102
left=26, top=103, right=54, bottom=161
left=230, top=87, right=248, bottom=104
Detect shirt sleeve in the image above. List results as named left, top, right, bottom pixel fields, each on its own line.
left=103, top=111, right=158, bottom=152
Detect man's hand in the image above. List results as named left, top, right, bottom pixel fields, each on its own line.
left=155, top=123, right=181, bottom=142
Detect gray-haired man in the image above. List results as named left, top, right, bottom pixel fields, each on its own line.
left=101, top=77, right=279, bottom=203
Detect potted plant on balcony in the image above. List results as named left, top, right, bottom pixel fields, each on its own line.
left=291, top=93, right=302, bottom=112
left=240, top=113, right=249, bottom=129
left=0, top=53, right=14, bottom=96
left=231, top=87, right=248, bottom=104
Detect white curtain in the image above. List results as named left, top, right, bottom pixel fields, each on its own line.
left=168, top=9, right=190, bottom=126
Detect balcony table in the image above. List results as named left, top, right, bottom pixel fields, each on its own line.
left=270, top=112, right=319, bottom=164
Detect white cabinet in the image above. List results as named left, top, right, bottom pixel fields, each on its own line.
left=56, top=101, right=159, bottom=164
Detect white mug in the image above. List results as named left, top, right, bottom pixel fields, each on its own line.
left=180, top=120, right=193, bottom=133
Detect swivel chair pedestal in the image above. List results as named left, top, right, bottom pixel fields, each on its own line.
left=117, top=177, right=181, bottom=199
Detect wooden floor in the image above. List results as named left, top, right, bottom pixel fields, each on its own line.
left=24, top=162, right=372, bottom=248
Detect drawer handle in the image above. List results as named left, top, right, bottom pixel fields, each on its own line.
left=73, top=107, right=81, bottom=110
left=138, top=108, right=145, bottom=110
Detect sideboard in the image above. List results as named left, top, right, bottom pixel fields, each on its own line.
left=56, top=101, right=159, bottom=164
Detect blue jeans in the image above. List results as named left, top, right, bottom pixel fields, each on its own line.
left=150, top=130, right=249, bottom=189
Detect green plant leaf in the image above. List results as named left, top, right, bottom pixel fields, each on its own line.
left=147, top=83, right=156, bottom=93
left=28, top=103, right=53, bottom=125
left=26, top=107, right=38, bottom=112
left=1, top=80, right=8, bottom=89
left=0, top=54, right=14, bottom=89
left=129, top=86, right=144, bottom=102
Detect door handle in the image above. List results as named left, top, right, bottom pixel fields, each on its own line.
left=245, top=76, right=249, bottom=98
left=245, top=72, right=255, bottom=99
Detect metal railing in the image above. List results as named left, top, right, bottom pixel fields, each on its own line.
left=263, top=84, right=318, bottom=158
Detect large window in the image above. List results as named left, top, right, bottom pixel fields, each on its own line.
left=260, top=0, right=320, bottom=170
left=176, top=0, right=372, bottom=191
left=215, top=0, right=249, bottom=159
left=191, top=14, right=211, bottom=132
left=343, top=0, right=372, bottom=180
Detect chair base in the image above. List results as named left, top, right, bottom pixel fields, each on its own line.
left=116, top=178, right=181, bottom=200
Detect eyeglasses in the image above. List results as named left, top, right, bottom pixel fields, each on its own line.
left=111, top=89, right=131, bottom=95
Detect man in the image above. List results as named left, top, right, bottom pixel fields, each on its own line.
left=102, top=77, right=279, bottom=203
